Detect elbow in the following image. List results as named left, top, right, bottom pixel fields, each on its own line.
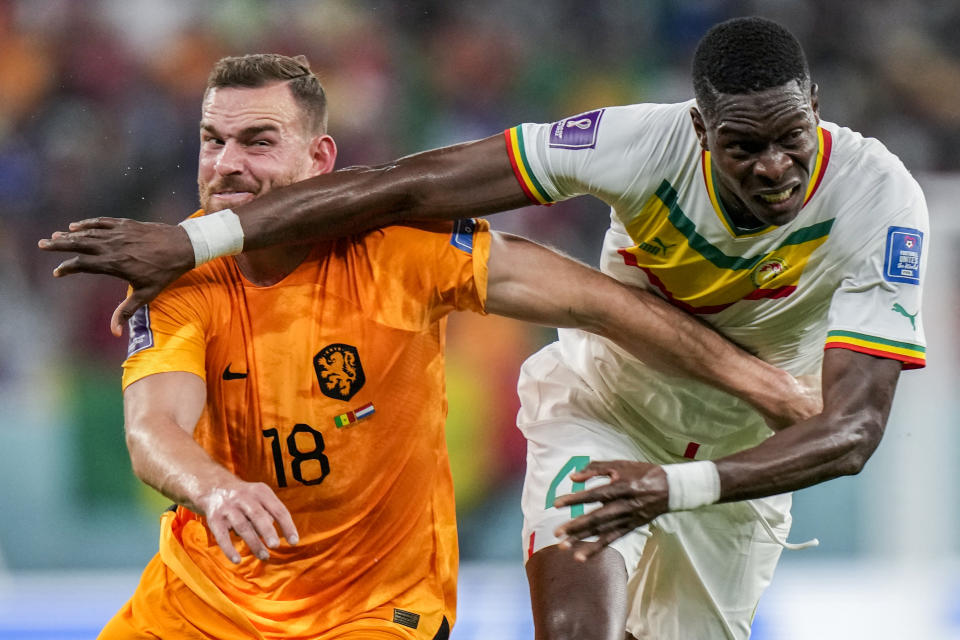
left=124, top=424, right=151, bottom=482
left=833, top=416, right=885, bottom=476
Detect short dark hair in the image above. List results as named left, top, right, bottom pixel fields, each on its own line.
left=692, top=17, right=810, bottom=119
left=207, top=53, right=327, bottom=133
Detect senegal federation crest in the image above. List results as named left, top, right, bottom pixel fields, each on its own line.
left=314, top=343, right=366, bottom=401
left=750, top=256, right=788, bottom=288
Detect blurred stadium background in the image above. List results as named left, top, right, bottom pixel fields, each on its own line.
left=1, top=0, right=958, bottom=638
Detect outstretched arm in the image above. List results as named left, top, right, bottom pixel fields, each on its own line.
left=484, top=231, right=820, bottom=429
left=552, top=348, right=900, bottom=560
left=124, top=371, right=299, bottom=563
left=39, top=135, right=524, bottom=334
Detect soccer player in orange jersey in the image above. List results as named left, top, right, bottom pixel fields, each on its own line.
left=86, top=55, right=816, bottom=639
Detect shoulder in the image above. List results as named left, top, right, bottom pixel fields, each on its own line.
left=357, top=219, right=489, bottom=250
left=819, top=121, right=927, bottom=224
left=519, top=101, right=695, bottom=148
left=592, top=100, right=696, bottom=145
left=822, top=122, right=923, bottom=195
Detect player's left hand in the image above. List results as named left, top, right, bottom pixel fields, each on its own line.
left=553, top=460, right=669, bottom=562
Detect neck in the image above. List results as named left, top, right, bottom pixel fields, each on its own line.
left=234, top=244, right=313, bottom=286
left=724, top=204, right=765, bottom=231
left=716, top=184, right=765, bottom=231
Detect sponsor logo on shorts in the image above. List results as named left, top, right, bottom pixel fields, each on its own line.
left=393, top=609, right=420, bottom=630
left=549, top=109, right=605, bottom=149
left=883, top=226, right=922, bottom=285
left=313, top=343, right=366, bottom=401
left=127, top=305, right=154, bottom=357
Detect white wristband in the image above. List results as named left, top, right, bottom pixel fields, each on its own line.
left=662, top=461, right=721, bottom=511
left=178, top=209, right=245, bottom=267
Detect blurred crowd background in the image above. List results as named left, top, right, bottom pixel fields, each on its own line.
left=1, top=0, right=958, bottom=582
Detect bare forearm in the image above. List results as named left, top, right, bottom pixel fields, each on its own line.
left=126, top=418, right=237, bottom=512
left=485, top=232, right=809, bottom=422
left=715, top=414, right=878, bottom=501
left=595, top=285, right=800, bottom=418
left=123, top=373, right=297, bottom=562
left=716, top=352, right=901, bottom=501
left=237, top=136, right=528, bottom=250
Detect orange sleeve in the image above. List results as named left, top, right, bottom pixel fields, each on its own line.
left=121, top=272, right=212, bottom=390
left=376, top=218, right=491, bottom=318
left=435, top=217, right=490, bottom=315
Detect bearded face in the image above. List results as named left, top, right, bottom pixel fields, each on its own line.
left=197, top=83, right=321, bottom=213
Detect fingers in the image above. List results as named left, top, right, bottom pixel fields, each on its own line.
left=111, top=291, right=151, bottom=337
left=555, top=503, right=643, bottom=562
left=68, top=217, right=121, bottom=231
left=556, top=499, right=639, bottom=537
left=567, top=468, right=604, bottom=483
left=554, top=478, right=636, bottom=508
left=202, top=483, right=298, bottom=564
left=39, top=229, right=109, bottom=255
left=568, top=460, right=624, bottom=483
left=207, top=516, right=242, bottom=564
left=240, top=485, right=296, bottom=552
left=52, top=255, right=118, bottom=278
left=228, top=510, right=271, bottom=561
left=110, top=302, right=127, bottom=338
left=262, top=495, right=300, bottom=546
left=560, top=529, right=631, bottom=562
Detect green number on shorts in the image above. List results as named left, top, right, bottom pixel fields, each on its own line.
left=545, top=455, right=590, bottom=517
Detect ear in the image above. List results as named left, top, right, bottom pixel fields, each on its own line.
left=307, top=134, right=338, bottom=176
left=809, top=83, right=820, bottom=122
left=689, top=106, right=709, bottom=151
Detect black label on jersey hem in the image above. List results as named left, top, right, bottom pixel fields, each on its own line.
left=393, top=609, right=420, bottom=630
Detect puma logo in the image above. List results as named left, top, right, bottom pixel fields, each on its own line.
left=638, top=236, right=678, bottom=258
left=891, top=303, right=918, bottom=330
left=652, top=237, right=677, bottom=256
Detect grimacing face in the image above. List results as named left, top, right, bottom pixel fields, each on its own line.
left=198, top=81, right=330, bottom=213
left=691, top=80, right=820, bottom=228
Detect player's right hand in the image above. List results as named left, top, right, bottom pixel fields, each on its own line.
left=38, top=217, right=195, bottom=337
left=195, top=482, right=300, bottom=564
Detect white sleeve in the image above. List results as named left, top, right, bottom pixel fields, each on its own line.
left=825, top=186, right=928, bottom=369
left=503, top=102, right=694, bottom=208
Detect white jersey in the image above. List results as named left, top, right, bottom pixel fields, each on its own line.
left=504, top=101, right=928, bottom=460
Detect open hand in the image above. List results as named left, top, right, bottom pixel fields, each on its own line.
left=38, top=217, right=195, bottom=336
left=554, top=460, right=669, bottom=562
left=196, top=481, right=300, bottom=564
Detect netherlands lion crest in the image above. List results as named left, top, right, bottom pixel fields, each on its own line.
left=313, top=343, right=366, bottom=401
left=750, top=256, right=788, bottom=288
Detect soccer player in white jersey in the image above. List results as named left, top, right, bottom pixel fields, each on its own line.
left=42, top=16, right=927, bottom=640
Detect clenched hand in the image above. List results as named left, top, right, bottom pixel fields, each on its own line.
left=38, top=217, right=195, bottom=336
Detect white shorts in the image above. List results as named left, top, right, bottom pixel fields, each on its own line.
left=518, top=343, right=794, bottom=640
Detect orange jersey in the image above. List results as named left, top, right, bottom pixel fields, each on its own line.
left=121, top=217, right=490, bottom=639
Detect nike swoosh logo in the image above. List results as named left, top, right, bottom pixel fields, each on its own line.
left=222, top=364, right=248, bottom=380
